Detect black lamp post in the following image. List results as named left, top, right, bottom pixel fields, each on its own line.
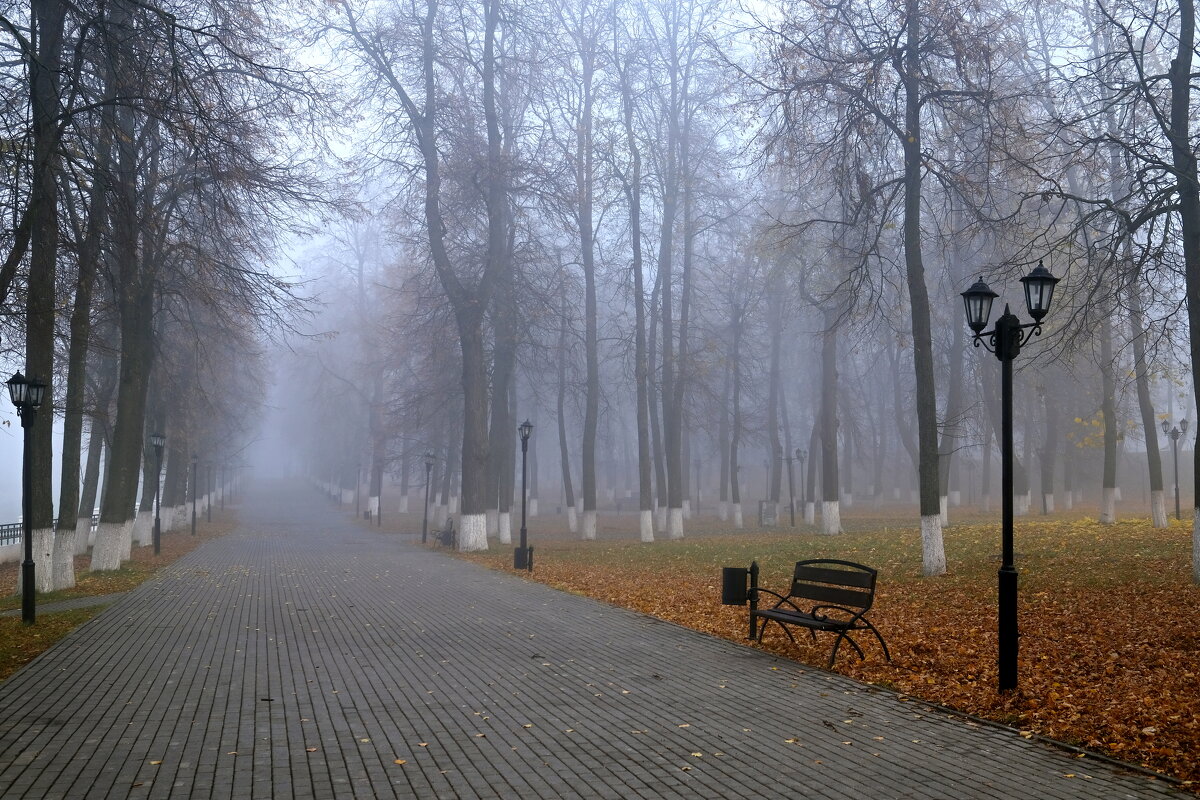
left=962, top=260, right=1060, bottom=692
left=191, top=454, right=198, bottom=536
left=784, top=449, right=797, bottom=526
left=421, top=451, right=434, bottom=544
left=1162, top=418, right=1188, bottom=520
left=796, top=449, right=807, bottom=513
left=151, top=433, right=165, bottom=555
left=515, top=419, right=533, bottom=570
left=8, top=372, right=46, bottom=625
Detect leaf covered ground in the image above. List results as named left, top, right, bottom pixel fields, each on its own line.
left=450, top=509, right=1200, bottom=787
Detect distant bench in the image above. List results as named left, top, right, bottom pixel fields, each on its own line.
left=433, top=518, right=455, bottom=548
left=723, top=559, right=890, bottom=669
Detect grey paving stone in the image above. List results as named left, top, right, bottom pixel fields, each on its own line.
left=0, top=482, right=1185, bottom=799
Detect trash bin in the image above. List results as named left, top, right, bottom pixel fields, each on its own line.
left=721, top=566, right=749, bottom=605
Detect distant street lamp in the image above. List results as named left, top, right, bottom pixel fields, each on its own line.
left=515, top=420, right=534, bottom=571
left=8, top=372, right=46, bottom=625
left=796, top=449, right=807, bottom=513
left=151, top=433, right=165, bottom=555
left=962, top=260, right=1060, bottom=692
left=1162, top=418, right=1188, bottom=520
left=192, top=454, right=198, bottom=536
left=421, top=451, right=435, bottom=544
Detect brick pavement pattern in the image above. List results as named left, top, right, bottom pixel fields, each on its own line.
left=0, top=482, right=1182, bottom=799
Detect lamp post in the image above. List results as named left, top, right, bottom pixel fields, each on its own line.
left=962, top=260, right=1060, bottom=692
left=796, top=449, right=807, bottom=514
left=421, top=451, right=434, bottom=544
left=151, top=433, right=165, bottom=555
left=191, top=454, right=198, bottom=536
left=515, top=419, right=533, bottom=570
left=207, top=462, right=213, bottom=522
left=8, top=372, right=46, bottom=625
left=1162, top=418, right=1188, bottom=520
left=784, top=449, right=797, bottom=526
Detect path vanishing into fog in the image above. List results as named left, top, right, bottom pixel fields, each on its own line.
left=0, top=481, right=1183, bottom=799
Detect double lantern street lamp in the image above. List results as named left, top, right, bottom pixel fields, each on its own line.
left=1162, top=418, right=1189, bottom=521
left=150, top=433, right=165, bottom=555
left=961, top=260, right=1060, bottom=693
left=420, top=451, right=435, bottom=544
left=514, top=419, right=534, bottom=571
left=8, top=372, right=47, bottom=625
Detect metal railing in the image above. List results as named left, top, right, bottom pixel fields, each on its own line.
left=0, top=515, right=99, bottom=547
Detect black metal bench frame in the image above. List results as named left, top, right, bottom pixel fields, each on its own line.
left=434, top=518, right=455, bottom=548
left=749, top=559, right=890, bottom=669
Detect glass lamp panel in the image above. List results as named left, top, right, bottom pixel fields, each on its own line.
left=1020, top=262, right=1059, bottom=321
left=27, top=377, right=46, bottom=408
left=6, top=372, right=26, bottom=406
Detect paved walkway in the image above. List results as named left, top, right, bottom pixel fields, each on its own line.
left=0, top=483, right=1182, bottom=799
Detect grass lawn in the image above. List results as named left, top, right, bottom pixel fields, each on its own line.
left=0, top=512, right=236, bottom=682
left=396, top=505, right=1200, bottom=787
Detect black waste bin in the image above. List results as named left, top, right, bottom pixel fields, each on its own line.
left=721, top=566, right=749, bottom=605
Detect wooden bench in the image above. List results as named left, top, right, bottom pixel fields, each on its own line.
left=749, top=559, right=890, bottom=669
left=434, top=518, right=455, bottom=548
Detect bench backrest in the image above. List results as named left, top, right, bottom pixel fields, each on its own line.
left=789, top=559, right=877, bottom=611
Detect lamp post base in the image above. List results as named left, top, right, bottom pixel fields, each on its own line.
left=513, top=546, right=533, bottom=571
left=21, top=560, right=34, bottom=625
left=998, top=565, right=1019, bottom=691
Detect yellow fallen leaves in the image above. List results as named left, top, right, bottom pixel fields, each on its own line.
left=394, top=759, right=407, bottom=765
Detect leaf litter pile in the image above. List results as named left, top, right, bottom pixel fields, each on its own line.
left=460, top=512, right=1200, bottom=787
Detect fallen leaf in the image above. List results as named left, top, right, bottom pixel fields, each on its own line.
left=394, top=759, right=407, bottom=765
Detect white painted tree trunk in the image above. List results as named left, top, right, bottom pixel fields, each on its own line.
left=682, top=499, right=691, bottom=519
left=982, top=494, right=992, bottom=513
left=655, top=505, right=666, bottom=531
left=341, top=488, right=354, bottom=505
left=667, top=507, right=684, bottom=540
left=1063, top=492, right=1073, bottom=511
left=398, top=496, right=409, bottom=513
left=804, top=501, right=815, bottom=525
left=74, top=519, right=92, bottom=554
left=486, top=509, right=498, bottom=537
left=529, top=498, right=538, bottom=517
left=1114, top=487, right=1123, bottom=502
left=22, top=528, right=55, bottom=592
left=498, top=511, right=512, bottom=544
left=842, top=493, right=853, bottom=508
left=566, top=506, right=578, bottom=533
left=732, top=503, right=743, bottom=528
left=1043, top=494, right=1055, bottom=514
left=1100, top=488, right=1117, bottom=524
left=717, top=501, right=728, bottom=521
left=639, top=510, right=654, bottom=542
left=1150, top=490, right=1167, bottom=529
left=949, top=490, right=961, bottom=507
left=821, top=501, right=841, bottom=535
left=91, top=521, right=130, bottom=571
left=368, top=496, right=379, bottom=517
left=458, top=513, right=487, bottom=551
left=921, top=515, right=947, bottom=576
left=450, top=495, right=460, bottom=513
left=939, top=495, right=948, bottom=526
left=582, top=510, right=597, bottom=541
left=53, top=529, right=77, bottom=589
left=133, top=511, right=153, bottom=547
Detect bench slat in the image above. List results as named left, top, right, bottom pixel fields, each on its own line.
left=789, top=582, right=873, bottom=610
left=793, top=564, right=875, bottom=588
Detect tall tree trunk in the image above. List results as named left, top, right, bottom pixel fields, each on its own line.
left=22, top=0, right=69, bottom=594
left=819, top=309, right=841, bottom=535
left=1099, top=315, right=1119, bottom=523
left=902, top=0, right=945, bottom=575
left=718, top=361, right=731, bottom=522
left=556, top=286, right=577, bottom=533
left=579, top=33, right=599, bottom=542
left=729, top=305, right=745, bottom=529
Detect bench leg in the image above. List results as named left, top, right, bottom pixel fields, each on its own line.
left=861, top=619, right=891, bottom=662
left=827, top=630, right=864, bottom=669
